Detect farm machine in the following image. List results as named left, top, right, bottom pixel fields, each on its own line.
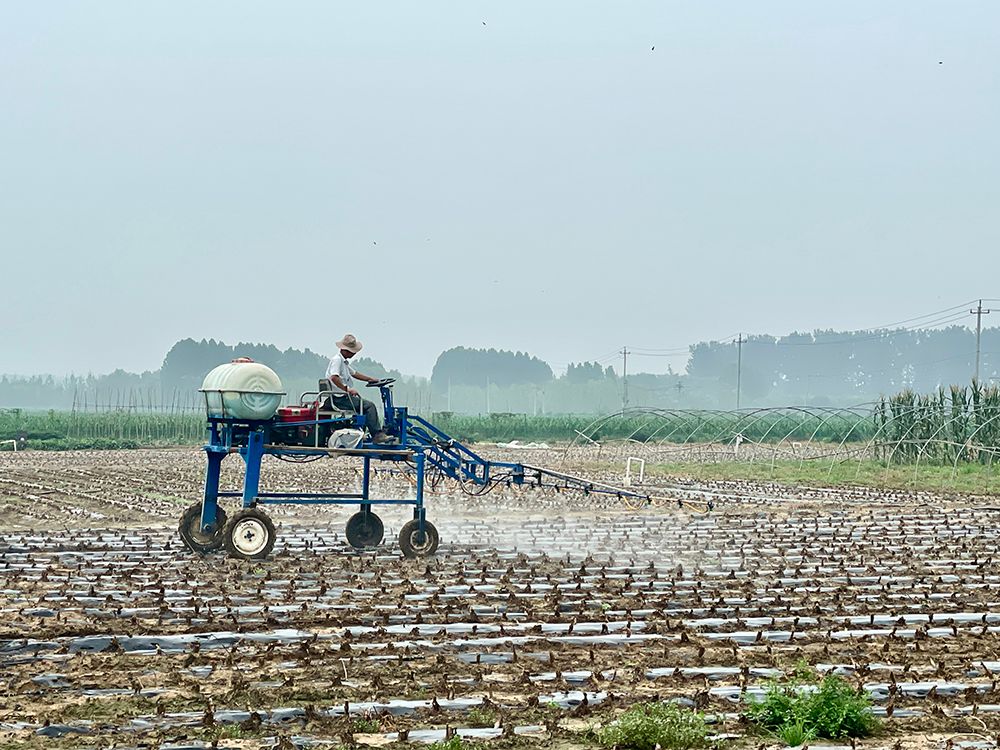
left=181, top=359, right=691, bottom=561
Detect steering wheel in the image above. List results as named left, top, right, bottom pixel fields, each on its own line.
left=366, top=378, right=396, bottom=388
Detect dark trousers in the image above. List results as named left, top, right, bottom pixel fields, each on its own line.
left=331, top=393, right=382, bottom=434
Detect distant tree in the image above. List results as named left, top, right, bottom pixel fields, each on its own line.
left=160, top=338, right=233, bottom=391
left=565, top=361, right=607, bottom=383
left=431, top=347, right=553, bottom=390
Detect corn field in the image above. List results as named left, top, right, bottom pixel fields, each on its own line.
left=874, top=382, right=1000, bottom=465
left=0, top=407, right=204, bottom=449
left=562, top=382, right=1000, bottom=470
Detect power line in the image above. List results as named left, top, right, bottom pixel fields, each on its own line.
left=567, top=299, right=995, bottom=369
left=862, top=300, right=977, bottom=329
left=606, top=349, right=993, bottom=386
left=619, top=304, right=983, bottom=357
left=629, top=351, right=691, bottom=358
left=630, top=347, right=692, bottom=356
left=771, top=311, right=973, bottom=347
left=630, top=333, right=741, bottom=354
left=773, top=350, right=996, bottom=381
left=627, top=311, right=975, bottom=356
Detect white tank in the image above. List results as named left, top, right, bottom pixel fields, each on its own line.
left=200, top=359, right=285, bottom=421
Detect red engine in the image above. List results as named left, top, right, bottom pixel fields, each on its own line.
left=276, top=404, right=318, bottom=422
left=271, top=400, right=355, bottom=446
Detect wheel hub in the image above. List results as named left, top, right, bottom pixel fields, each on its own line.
left=233, top=518, right=268, bottom=556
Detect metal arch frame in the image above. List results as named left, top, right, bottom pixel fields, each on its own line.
left=557, top=399, right=1000, bottom=495
left=558, top=403, right=882, bottom=477
left=879, top=401, right=948, bottom=478
left=798, top=406, right=875, bottom=475
left=950, top=412, right=1000, bottom=481
left=561, top=405, right=879, bottom=467
left=873, top=398, right=1000, bottom=484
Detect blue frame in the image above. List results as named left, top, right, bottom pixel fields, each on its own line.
left=200, top=410, right=431, bottom=541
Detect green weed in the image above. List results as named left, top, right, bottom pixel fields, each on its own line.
left=207, top=724, right=247, bottom=740
left=597, top=701, right=710, bottom=750
left=466, top=707, right=496, bottom=727
left=777, top=720, right=815, bottom=747
left=747, top=673, right=879, bottom=740
left=427, top=736, right=467, bottom=750
left=352, top=716, right=381, bottom=733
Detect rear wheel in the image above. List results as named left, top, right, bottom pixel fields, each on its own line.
left=345, top=511, right=384, bottom=549
left=224, top=507, right=276, bottom=560
left=398, top=519, right=439, bottom=559
left=178, top=503, right=228, bottom=554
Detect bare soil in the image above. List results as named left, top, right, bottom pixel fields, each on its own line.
left=3, top=447, right=1000, bottom=750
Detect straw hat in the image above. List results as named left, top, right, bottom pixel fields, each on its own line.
left=336, top=334, right=363, bottom=354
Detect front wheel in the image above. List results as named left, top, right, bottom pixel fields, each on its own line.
left=224, top=507, right=276, bottom=560
left=178, top=503, right=228, bottom=554
left=398, top=519, right=439, bottom=559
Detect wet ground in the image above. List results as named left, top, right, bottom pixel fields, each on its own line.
left=4, top=448, right=1000, bottom=750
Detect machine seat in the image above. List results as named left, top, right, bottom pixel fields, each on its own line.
left=316, top=379, right=356, bottom=418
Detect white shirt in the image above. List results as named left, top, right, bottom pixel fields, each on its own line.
left=326, top=353, right=357, bottom=393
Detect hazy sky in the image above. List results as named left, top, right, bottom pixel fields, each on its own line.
left=2, top=2, right=998, bottom=378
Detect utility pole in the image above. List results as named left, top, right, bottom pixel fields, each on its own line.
left=621, top=347, right=629, bottom=414
left=736, top=333, right=744, bottom=410
left=485, top=376, right=491, bottom=413
left=971, top=300, right=992, bottom=383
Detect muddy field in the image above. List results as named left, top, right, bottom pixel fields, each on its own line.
left=4, top=448, right=1000, bottom=750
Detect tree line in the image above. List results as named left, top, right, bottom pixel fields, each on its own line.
left=687, top=325, right=999, bottom=404
left=1, top=326, right=997, bottom=412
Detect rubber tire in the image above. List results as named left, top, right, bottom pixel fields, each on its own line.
left=345, top=511, right=384, bottom=549
left=398, top=519, right=440, bottom=559
left=178, top=503, right=228, bottom=554
left=223, top=507, right=276, bottom=561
